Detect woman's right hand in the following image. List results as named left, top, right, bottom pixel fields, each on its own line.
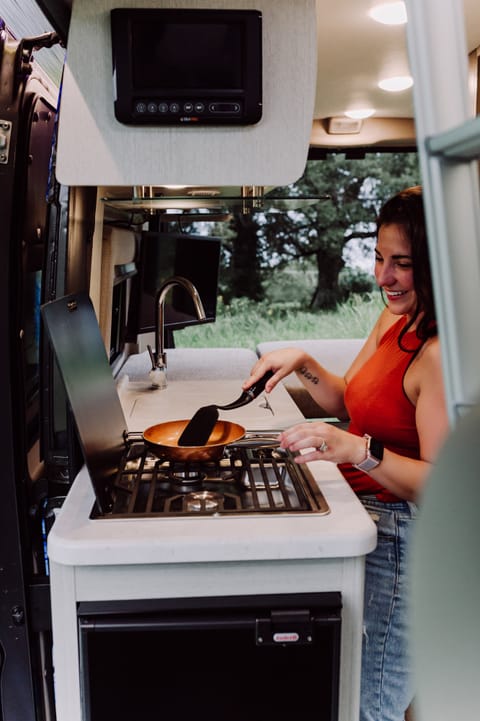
left=242, top=348, right=310, bottom=394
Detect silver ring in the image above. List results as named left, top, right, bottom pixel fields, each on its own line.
left=317, top=440, right=328, bottom=453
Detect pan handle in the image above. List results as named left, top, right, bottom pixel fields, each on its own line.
left=229, top=432, right=281, bottom=448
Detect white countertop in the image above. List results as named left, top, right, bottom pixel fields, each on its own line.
left=48, top=458, right=376, bottom=565
left=48, top=363, right=376, bottom=567
left=117, top=347, right=303, bottom=430
left=117, top=377, right=305, bottom=432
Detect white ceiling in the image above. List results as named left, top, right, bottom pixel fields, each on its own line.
left=314, top=0, right=480, bottom=121
left=315, top=0, right=413, bottom=119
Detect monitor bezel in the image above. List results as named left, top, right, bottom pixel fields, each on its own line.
left=111, top=8, right=263, bottom=126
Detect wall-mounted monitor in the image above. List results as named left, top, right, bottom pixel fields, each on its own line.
left=128, top=232, right=221, bottom=343
left=111, top=8, right=262, bottom=126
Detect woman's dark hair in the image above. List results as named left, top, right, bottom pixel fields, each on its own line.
left=376, top=185, right=437, bottom=350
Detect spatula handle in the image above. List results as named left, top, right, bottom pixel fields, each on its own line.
left=217, top=370, right=275, bottom=410
left=247, top=369, right=275, bottom=399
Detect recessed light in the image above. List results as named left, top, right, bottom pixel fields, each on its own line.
left=345, top=108, right=375, bottom=119
left=369, top=2, right=407, bottom=25
left=378, top=75, right=413, bottom=92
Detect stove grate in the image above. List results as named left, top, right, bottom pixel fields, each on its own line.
left=91, top=433, right=330, bottom=518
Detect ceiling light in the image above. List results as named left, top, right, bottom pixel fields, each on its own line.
left=345, top=108, right=375, bottom=119
left=378, top=75, right=413, bottom=92
left=369, top=2, right=407, bottom=25
left=327, top=117, right=363, bottom=135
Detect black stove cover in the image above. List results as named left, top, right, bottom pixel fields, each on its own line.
left=41, top=292, right=127, bottom=513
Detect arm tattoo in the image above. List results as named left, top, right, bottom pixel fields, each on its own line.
left=299, top=366, right=319, bottom=385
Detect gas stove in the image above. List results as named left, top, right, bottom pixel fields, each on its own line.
left=94, top=432, right=330, bottom=519
left=41, top=293, right=332, bottom=522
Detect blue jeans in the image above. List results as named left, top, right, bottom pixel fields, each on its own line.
left=359, top=496, right=417, bottom=721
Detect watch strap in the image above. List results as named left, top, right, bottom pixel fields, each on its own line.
left=354, top=434, right=384, bottom=473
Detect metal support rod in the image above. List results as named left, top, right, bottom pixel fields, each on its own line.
left=427, top=114, right=480, bottom=159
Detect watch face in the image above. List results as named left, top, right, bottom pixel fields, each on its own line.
left=369, top=437, right=384, bottom=462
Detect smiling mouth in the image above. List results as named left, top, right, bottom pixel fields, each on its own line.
left=385, top=290, right=407, bottom=298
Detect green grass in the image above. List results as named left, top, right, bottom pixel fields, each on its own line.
left=175, top=292, right=384, bottom=350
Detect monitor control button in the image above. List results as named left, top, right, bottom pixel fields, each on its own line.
left=147, top=102, right=158, bottom=113
left=134, top=102, right=147, bottom=114
left=209, top=102, right=241, bottom=113
left=169, top=102, right=180, bottom=113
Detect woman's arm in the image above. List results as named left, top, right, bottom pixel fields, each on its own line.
left=278, top=337, right=449, bottom=502
left=244, top=308, right=395, bottom=420
left=244, top=348, right=350, bottom=420
left=278, top=420, right=443, bottom=502
left=370, top=338, right=449, bottom=500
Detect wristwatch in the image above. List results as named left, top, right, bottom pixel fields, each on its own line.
left=354, top=434, right=384, bottom=472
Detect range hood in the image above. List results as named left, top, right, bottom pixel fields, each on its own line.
left=102, top=185, right=328, bottom=221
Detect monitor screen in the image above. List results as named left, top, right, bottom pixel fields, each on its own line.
left=132, top=232, right=221, bottom=337
left=111, top=8, right=262, bottom=125
left=132, top=21, right=243, bottom=91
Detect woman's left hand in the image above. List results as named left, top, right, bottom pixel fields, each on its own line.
left=278, top=421, right=366, bottom=466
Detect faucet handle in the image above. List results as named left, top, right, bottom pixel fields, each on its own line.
left=147, top=344, right=156, bottom=370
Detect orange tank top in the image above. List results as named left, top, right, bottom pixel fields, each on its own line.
left=338, top=316, right=423, bottom=502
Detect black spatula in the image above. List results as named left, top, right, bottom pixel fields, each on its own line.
left=177, top=370, right=274, bottom=446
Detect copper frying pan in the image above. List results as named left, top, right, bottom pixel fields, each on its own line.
left=143, top=419, right=246, bottom=462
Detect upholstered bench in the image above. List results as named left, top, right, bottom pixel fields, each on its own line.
left=119, top=347, right=259, bottom=382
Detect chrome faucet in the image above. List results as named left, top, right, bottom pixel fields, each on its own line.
left=147, top=276, right=206, bottom=388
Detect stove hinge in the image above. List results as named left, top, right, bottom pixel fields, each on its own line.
left=255, top=608, right=313, bottom=647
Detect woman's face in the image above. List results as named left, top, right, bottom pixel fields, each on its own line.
left=375, top=223, right=417, bottom=319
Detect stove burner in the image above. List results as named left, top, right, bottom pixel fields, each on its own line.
left=103, top=432, right=330, bottom=518
left=171, top=470, right=207, bottom=486
left=184, top=491, right=224, bottom=513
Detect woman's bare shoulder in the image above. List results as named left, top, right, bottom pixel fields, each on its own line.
left=417, top=335, right=442, bottom=369
left=405, top=335, right=443, bottom=408
left=409, top=335, right=443, bottom=389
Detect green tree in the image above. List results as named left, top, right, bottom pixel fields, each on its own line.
left=223, top=152, right=420, bottom=309
left=226, top=212, right=264, bottom=301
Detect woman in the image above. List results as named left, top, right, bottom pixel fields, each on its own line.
left=243, top=186, right=449, bottom=721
